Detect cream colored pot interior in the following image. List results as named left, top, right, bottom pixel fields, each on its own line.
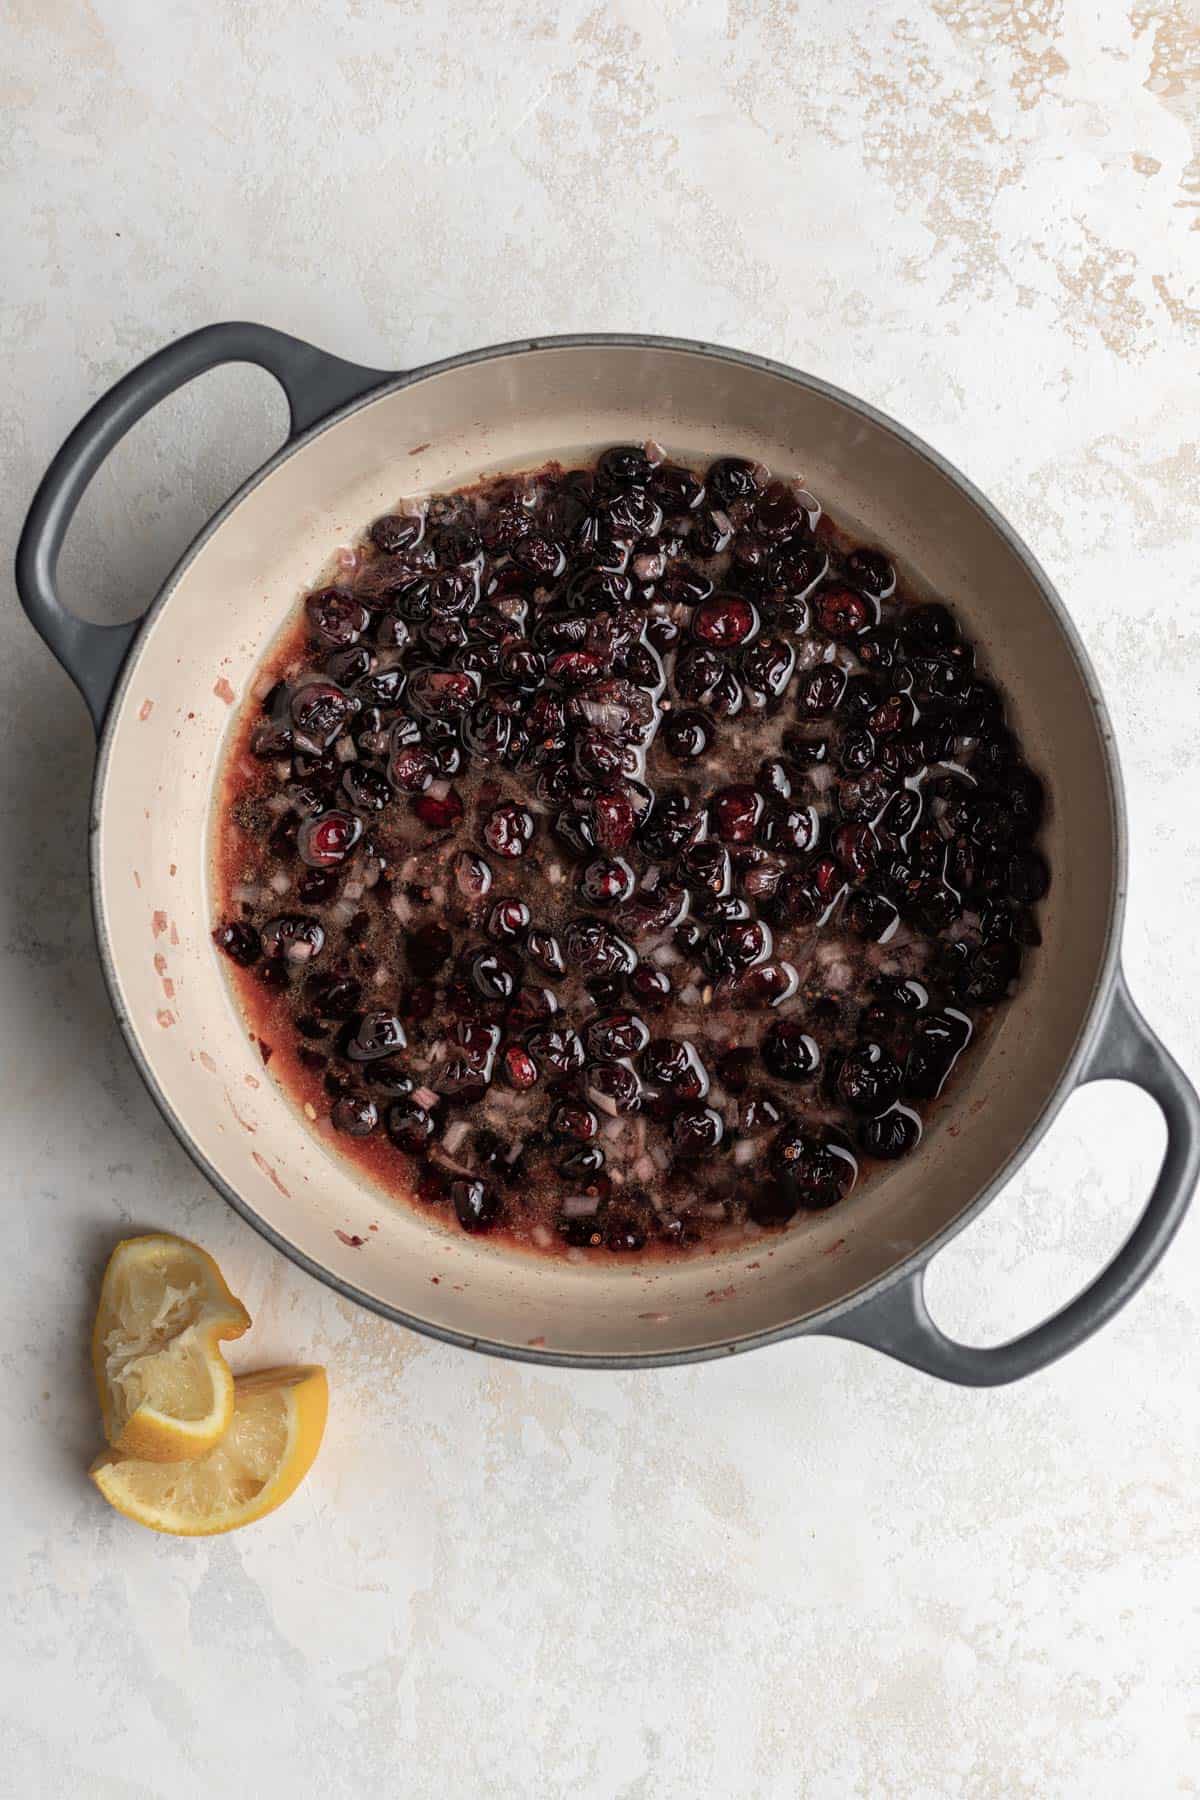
left=94, top=344, right=1118, bottom=1359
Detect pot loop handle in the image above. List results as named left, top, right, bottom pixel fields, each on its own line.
left=15, top=322, right=389, bottom=732
left=820, top=968, right=1199, bottom=1385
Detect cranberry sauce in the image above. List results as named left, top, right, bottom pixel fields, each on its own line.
left=213, top=448, right=1048, bottom=1257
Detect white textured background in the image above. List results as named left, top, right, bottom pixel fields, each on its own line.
left=2, top=2, right=1199, bottom=1795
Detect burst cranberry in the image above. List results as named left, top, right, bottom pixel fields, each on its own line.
left=483, top=803, right=535, bottom=858
left=306, top=588, right=370, bottom=647
left=527, top=928, right=565, bottom=976
left=741, top=635, right=796, bottom=701
left=502, top=1045, right=539, bottom=1089
left=389, top=743, right=436, bottom=792
left=692, top=594, right=758, bottom=647
left=342, top=765, right=392, bottom=813
left=760, top=804, right=818, bottom=853
left=471, top=948, right=522, bottom=1002
left=763, top=1129, right=856, bottom=1214
left=692, top=508, right=733, bottom=557
left=214, top=921, right=260, bottom=965
left=586, top=1011, right=650, bottom=1059
left=575, top=855, right=632, bottom=906
left=551, top=1101, right=600, bottom=1143
left=795, top=665, right=847, bottom=715
left=814, top=586, right=875, bottom=637
left=638, top=792, right=706, bottom=858
left=297, top=810, right=363, bottom=868
left=564, top=919, right=637, bottom=978
left=590, top=790, right=635, bottom=852
left=586, top=1061, right=641, bottom=1114
left=488, top=899, right=530, bottom=941
left=643, top=1038, right=709, bottom=1098
left=526, top=1026, right=585, bottom=1075
left=712, top=784, right=763, bottom=844
left=412, top=787, right=464, bottom=828
left=407, top=667, right=479, bottom=717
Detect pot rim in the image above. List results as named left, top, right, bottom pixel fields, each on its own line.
left=89, top=330, right=1128, bottom=1368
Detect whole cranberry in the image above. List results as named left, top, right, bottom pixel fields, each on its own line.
left=297, top=810, right=364, bottom=868
left=214, top=921, right=260, bottom=965
left=484, top=803, right=535, bottom=858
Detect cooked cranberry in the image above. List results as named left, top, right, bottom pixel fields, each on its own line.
left=407, top=922, right=453, bottom=975
left=597, top=444, right=653, bottom=489
left=770, top=1127, right=857, bottom=1209
left=454, top=849, right=493, bottom=901
left=370, top=512, right=424, bottom=556
left=412, top=787, right=464, bottom=829
left=306, top=589, right=370, bottom=649
left=586, top=1061, right=641, bottom=1114
left=737, top=960, right=800, bottom=1008
left=704, top=918, right=772, bottom=977
left=526, top=1025, right=585, bottom=1075
left=452, top=1178, right=500, bottom=1233
left=860, top=1105, right=921, bottom=1159
left=795, top=665, right=847, bottom=715
left=672, top=1104, right=724, bottom=1157
left=843, top=547, right=895, bottom=598
left=551, top=1100, right=600, bottom=1142
left=332, top=1094, right=379, bottom=1137
left=306, top=972, right=362, bottom=1018
left=386, top=1101, right=435, bottom=1152
left=487, top=899, right=530, bottom=941
left=214, top=921, right=260, bottom=965
left=661, top=709, right=712, bottom=761
left=844, top=889, right=900, bottom=941
left=814, top=586, right=876, bottom=638
left=471, top=947, right=522, bottom=1002
left=290, top=682, right=358, bottom=747
left=643, top=1037, right=709, bottom=1098
left=500, top=1044, right=538, bottom=1089
left=571, top=727, right=621, bottom=787
left=601, top=486, right=662, bottom=540
left=483, top=803, right=535, bottom=859
left=564, top=919, right=637, bottom=977
left=341, top=764, right=391, bottom=813
left=525, top=927, right=565, bottom=977
left=261, top=915, right=325, bottom=964
left=324, top=645, right=375, bottom=687
left=711, top=784, right=763, bottom=844
left=585, top=1011, right=649, bottom=1059
left=345, top=1011, right=407, bottom=1063
left=588, top=790, right=634, bottom=853
left=511, top=533, right=566, bottom=578
left=650, top=463, right=704, bottom=511
left=960, top=942, right=1020, bottom=1005
left=638, top=792, right=706, bottom=859
left=507, top=984, right=559, bottom=1031
left=692, top=594, right=758, bottom=647
left=834, top=1042, right=902, bottom=1114
left=388, top=743, right=436, bottom=793
left=629, top=962, right=672, bottom=1007
left=707, top=456, right=762, bottom=505
left=763, top=1020, right=820, bottom=1081
left=296, top=810, right=363, bottom=868
left=692, top=508, right=734, bottom=557
left=407, top=667, right=479, bottom=718
left=741, top=636, right=796, bottom=702
left=760, top=804, right=818, bottom=853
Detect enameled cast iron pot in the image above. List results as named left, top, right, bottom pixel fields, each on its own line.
left=17, top=323, right=1200, bottom=1383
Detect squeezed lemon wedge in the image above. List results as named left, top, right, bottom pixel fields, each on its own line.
left=92, top=1234, right=251, bottom=1461
left=90, top=1365, right=328, bottom=1536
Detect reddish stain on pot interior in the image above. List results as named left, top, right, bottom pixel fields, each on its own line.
left=335, top=1229, right=365, bottom=1248
left=156, top=1009, right=175, bottom=1028
left=138, top=699, right=154, bottom=722
left=198, top=1051, right=217, bottom=1074
left=151, top=910, right=167, bottom=938
left=251, top=1151, right=290, bottom=1197
left=214, top=677, right=236, bottom=705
